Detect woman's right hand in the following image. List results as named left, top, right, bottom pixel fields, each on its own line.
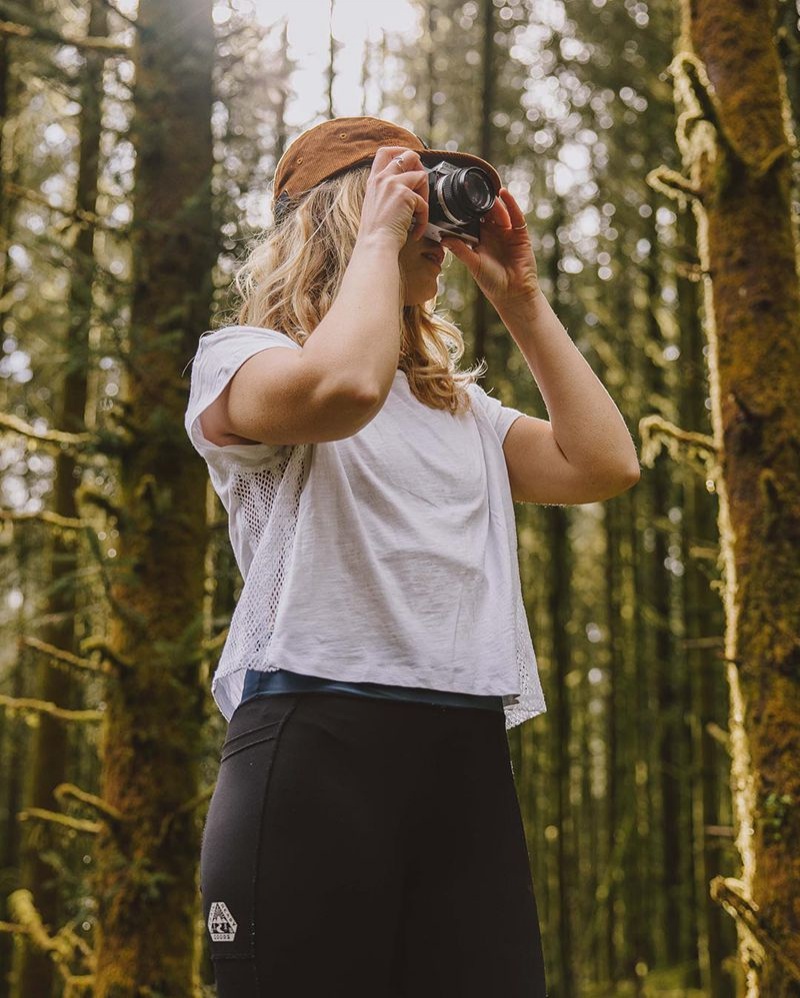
left=356, top=146, right=430, bottom=253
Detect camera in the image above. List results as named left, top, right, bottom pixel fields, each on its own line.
left=421, top=160, right=495, bottom=247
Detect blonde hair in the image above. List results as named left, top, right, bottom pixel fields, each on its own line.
left=226, top=164, right=486, bottom=415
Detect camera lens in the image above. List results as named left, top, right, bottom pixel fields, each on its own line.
left=439, top=167, right=494, bottom=222
left=462, top=169, right=493, bottom=209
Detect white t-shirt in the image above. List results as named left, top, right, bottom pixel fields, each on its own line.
left=184, top=325, right=547, bottom=729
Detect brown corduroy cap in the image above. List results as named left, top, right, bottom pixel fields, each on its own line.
left=272, top=115, right=502, bottom=215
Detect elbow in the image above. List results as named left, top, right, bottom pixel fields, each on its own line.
left=617, top=463, right=641, bottom=491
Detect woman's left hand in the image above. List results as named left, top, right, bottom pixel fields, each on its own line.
left=440, top=187, right=541, bottom=312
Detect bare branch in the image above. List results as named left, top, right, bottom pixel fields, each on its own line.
left=8, top=890, right=74, bottom=958
left=75, top=485, right=128, bottom=522
left=78, top=636, right=134, bottom=672
left=646, top=165, right=703, bottom=206
left=0, top=693, right=103, bottom=722
left=0, top=18, right=129, bottom=54
left=21, top=635, right=109, bottom=674
left=0, top=919, right=29, bottom=934
left=62, top=975, right=95, bottom=997
left=54, top=783, right=126, bottom=824
left=157, top=785, right=214, bottom=844
left=203, top=627, right=229, bottom=653
left=680, top=635, right=724, bottom=649
left=711, top=877, right=800, bottom=983
left=18, top=807, right=101, bottom=835
left=0, top=409, right=92, bottom=448
left=6, top=890, right=96, bottom=993
left=638, top=413, right=718, bottom=474
left=3, top=180, right=128, bottom=233
left=0, top=508, right=87, bottom=531
left=706, top=722, right=731, bottom=752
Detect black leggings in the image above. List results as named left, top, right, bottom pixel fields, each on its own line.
left=200, top=691, right=548, bottom=997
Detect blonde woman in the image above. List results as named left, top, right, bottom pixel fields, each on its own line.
left=184, top=116, right=639, bottom=997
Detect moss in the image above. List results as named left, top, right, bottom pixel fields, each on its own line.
left=674, top=0, right=800, bottom=991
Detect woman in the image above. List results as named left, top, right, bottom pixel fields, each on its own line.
left=184, top=115, right=639, bottom=997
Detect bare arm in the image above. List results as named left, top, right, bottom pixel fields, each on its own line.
left=299, top=232, right=404, bottom=410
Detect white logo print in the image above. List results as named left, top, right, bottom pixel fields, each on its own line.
left=208, top=901, right=238, bottom=942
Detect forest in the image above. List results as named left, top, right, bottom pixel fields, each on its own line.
left=0, top=0, right=798, bottom=995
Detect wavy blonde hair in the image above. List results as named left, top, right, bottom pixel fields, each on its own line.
left=226, top=164, right=486, bottom=415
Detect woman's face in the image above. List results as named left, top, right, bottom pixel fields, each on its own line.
left=398, top=231, right=447, bottom=306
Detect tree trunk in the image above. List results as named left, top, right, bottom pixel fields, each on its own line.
left=13, top=6, right=106, bottom=997
left=326, top=0, right=336, bottom=119
left=604, top=487, right=621, bottom=988
left=274, top=19, right=290, bottom=161
left=90, top=0, right=216, bottom=992
left=471, top=0, right=494, bottom=368
left=0, top=24, right=24, bottom=996
left=672, top=1, right=800, bottom=991
left=675, top=203, right=737, bottom=998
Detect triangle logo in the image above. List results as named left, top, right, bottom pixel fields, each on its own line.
left=208, top=901, right=238, bottom=942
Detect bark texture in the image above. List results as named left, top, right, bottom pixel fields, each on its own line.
left=670, top=1, right=800, bottom=993
left=90, top=0, right=216, bottom=993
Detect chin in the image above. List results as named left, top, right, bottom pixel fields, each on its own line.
left=404, top=285, right=439, bottom=308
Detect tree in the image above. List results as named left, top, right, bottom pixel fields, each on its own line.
left=648, top=0, right=800, bottom=990
left=89, top=0, right=216, bottom=991
left=11, top=5, right=107, bottom=997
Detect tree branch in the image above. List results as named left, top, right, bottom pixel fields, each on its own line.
left=0, top=18, right=129, bottom=54
left=0, top=508, right=87, bottom=531
left=18, top=807, right=101, bottom=835
left=75, top=485, right=128, bottom=522
left=705, top=722, right=731, bottom=753
left=0, top=409, right=92, bottom=448
left=638, top=414, right=718, bottom=474
left=157, top=785, right=214, bottom=844
left=203, top=627, right=229, bottom=653
left=646, top=164, right=703, bottom=205
left=710, top=877, right=800, bottom=984
left=78, top=636, right=134, bottom=672
left=8, top=890, right=73, bottom=958
left=54, top=783, right=126, bottom=824
left=20, top=635, right=109, bottom=674
left=0, top=919, right=29, bottom=934
left=3, top=180, right=128, bottom=233
left=6, top=890, right=96, bottom=994
left=0, top=694, right=103, bottom=722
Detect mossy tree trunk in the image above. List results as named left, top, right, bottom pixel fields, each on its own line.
left=676, top=203, right=738, bottom=998
left=90, top=0, right=216, bottom=993
left=13, top=5, right=106, bottom=996
left=662, top=1, right=800, bottom=992
left=0, top=21, right=23, bottom=995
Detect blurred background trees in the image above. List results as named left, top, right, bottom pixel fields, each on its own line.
left=0, top=0, right=797, bottom=994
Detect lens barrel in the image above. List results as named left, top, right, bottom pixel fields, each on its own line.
left=438, top=167, right=494, bottom=222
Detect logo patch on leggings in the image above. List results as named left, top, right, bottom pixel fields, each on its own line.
left=208, top=901, right=237, bottom=942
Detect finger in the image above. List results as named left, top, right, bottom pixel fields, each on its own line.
left=377, top=147, right=424, bottom=174
left=411, top=191, right=429, bottom=240
left=395, top=170, right=430, bottom=221
left=499, top=187, right=527, bottom=228
left=374, top=145, right=414, bottom=163
left=372, top=146, right=403, bottom=172
left=441, top=236, right=480, bottom=272
left=483, top=194, right=512, bottom=228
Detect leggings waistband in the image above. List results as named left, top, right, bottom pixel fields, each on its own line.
left=240, top=667, right=505, bottom=713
